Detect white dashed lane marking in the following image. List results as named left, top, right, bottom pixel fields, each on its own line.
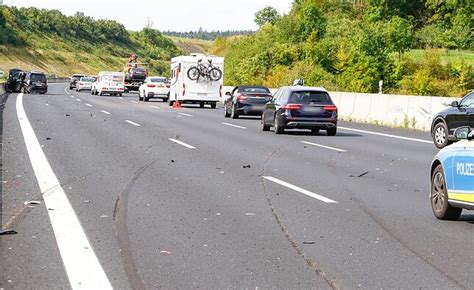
left=301, top=141, right=346, bottom=153
left=100, top=110, right=111, bottom=115
left=222, top=123, right=246, bottom=129
left=125, top=120, right=141, bottom=127
left=168, top=138, right=196, bottom=149
left=263, top=176, right=337, bottom=204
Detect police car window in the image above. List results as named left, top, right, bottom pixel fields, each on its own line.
left=460, top=93, right=474, bottom=107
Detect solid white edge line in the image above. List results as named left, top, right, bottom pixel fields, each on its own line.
left=16, top=94, right=112, bottom=289
left=178, top=113, right=193, bottom=117
left=263, top=176, right=337, bottom=204
left=301, top=141, right=346, bottom=152
left=125, top=120, right=141, bottom=127
left=168, top=138, right=196, bottom=149
left=100, top=110, right=111, bottom=115
left=86, top=104, right=93, bottom=107
left=222, top=122, right=246, bottom=129
left=118, top=97, right=123, bottom=100
left=338, top=126, right=432, bottom=144
left=131, top=101, right=138, bottom=104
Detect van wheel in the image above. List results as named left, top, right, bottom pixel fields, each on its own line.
left=169, top=100, right=174, bottom=107
left=144, top=96, right=149, bottom=102
left=210, top=102, right=217, bottom=109
left=431, top=164, right=462, bottom=220
left=311, top=129, right=320, bottom=135
left=199, top=102, right=205, bottom=108
left=99, top=92, right=103, bottom=96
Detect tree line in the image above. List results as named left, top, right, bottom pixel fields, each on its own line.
left=216, top=0, right=474, bottom=97
left=162, top=29, right=254, bottom=41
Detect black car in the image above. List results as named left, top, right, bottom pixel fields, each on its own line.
left=69, top=74, right=85, bottom=89
left=262, top=86, right=338, bottom=135
left=4, top=69, right=25, bottom=93
left=431, top=91, right=474, bottom=149
left=21, top=72, right=48, bottom=94
left=224, top=86, right=273, bottom=118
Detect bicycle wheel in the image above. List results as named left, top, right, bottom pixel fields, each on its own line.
left=187, top=67, right=201, bottom=80
left=209, top=67, right=223, bottom=81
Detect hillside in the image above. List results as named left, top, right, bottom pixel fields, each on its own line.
left=169, top=36, right=212, bottom=54
left=0, top=6, right=182, bottom=77
left=215, top=0, right=474, bottom=97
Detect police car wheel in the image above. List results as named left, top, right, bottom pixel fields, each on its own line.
left=433, top=122, right=449, bottom=149
left=431, top=165, right=462, bottom=220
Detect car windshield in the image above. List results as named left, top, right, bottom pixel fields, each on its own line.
left=30, top=74, right=47, bottom=82
left=239, top=87, right=270, bottom=93
left=80, top=77, right=95, bottom=82
left=132, top=68, right=146, bottom=72
left=150, top=78, right=166, bottom=83
left=288, top=91, right=331, bottom=104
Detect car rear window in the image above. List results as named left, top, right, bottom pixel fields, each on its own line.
left=80, top=77, right=95, bottom=82
left=132, top=68, right=146, bottom=72
left=239, top=87, right=270, bottom=93
left=289, top=91, right=332, bottom=104
left=150, top=78, right=166, bottom=83
left=30, top=74, right=47, bottom=82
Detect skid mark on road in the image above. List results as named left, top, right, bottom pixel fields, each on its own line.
left=259, top=143, right=337, bottom=289
left=114, top=162, right=155, bottom=290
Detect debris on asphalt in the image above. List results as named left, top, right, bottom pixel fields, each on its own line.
left=65, top=114, right=70, bottom=117
left=160, top=250, right=172, bottom=255
left=0, top=229, right=18, bottom=236
left=245, top=213, right=256, bottom=216
left=100, top=215, right=108, bottom=218
left=48, top=208, right=54, bottom=211
left=349, top=171, right=369, bottom=178
left=46, top=137, right=51, bottom=140
left=242, top=165, right=251, bottom=169
left=84, top=200, right=91, bottom=203
left=303, top=241, right=316, bottom=245
left=171, top=160, right=175, bottom=163
left=216, top=213, right=221, bottom=216
left=24, top=200, right=41, bottom=207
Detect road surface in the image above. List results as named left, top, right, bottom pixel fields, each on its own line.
left=1, top=84, right=473, bottom=289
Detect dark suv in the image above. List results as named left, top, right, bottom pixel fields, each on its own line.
left=21, top=72, right=48, bottom=94
left=4, top=69, right=25, bottom=93
left=262, top=86, right=338, bottom=135
left=69, top=74, right=85, bottom=89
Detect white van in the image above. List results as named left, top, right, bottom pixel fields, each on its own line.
left=169, top=54, right=224, bottom=108
left=93, top=71, right=125, bottom=96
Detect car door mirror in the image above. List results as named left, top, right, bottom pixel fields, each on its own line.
left=451, top=101, right=459, bottom=107
left=225, top=92, right=231, bottom=96
left=454, top=126, right=471, bottom=140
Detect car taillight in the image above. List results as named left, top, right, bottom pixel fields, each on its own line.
left=323, top=105, right=338, bottom=111
left=182, top=83, right=186, bottom=96
left=147, top=84, right=156, bottom=88
left=282, top=104, right=301, bottom=110
left=166, top=84, right=170, bottom=88
left=219, top=84, right=222, bottom=97
left=237, top=95, right=247, bottom=101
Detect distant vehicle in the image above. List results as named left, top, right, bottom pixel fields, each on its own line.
left=261, top=86, right=338, bottom=135
left=431, top=91, right=474, bottom=149
left=224, top=86, right=273, bottom=119
left=138, top=76, right=170, bottom=102
left=4, top=69, right=25, bottom=93
left=76, top=76, right=95, bottom=92
left=124, top=65, right=148, bottom=92
left=0, top=71, right=4, bottom=78
left=169, top=54, right=224, bottom=109
left=93, top=72, right=125, bottom=96
left=69, top=74, right=86, bottom=89
left=430, top=126, right=474, bottom=220
left=21, top=72, right=48, bottom=94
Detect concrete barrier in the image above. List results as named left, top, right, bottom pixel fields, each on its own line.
left=0, top=82, right=4, bottom=95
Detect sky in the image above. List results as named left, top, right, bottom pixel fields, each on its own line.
left=4, top=0, right=293, bottom=32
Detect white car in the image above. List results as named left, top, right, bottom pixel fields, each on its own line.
left=138, top=76, right=170, bottom=102
left=76, top=76, right=95, bottom=92
left=93, top=72, right=125, bottom=96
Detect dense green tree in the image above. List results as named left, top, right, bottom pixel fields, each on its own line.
left=254, top=6, right=281, bottom=27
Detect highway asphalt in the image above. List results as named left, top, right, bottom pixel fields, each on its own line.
left=1, top=84, right=473, bottom=289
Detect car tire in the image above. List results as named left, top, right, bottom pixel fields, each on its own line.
left=199, top=102, right=205, bottom=108
left=432, top=122, right=449, bottom=149
left=274, top=118, right=284, bottom=134
left=139, top=91, right=143, bottom=101
left=144, top=96, right=149, bottom=102
left=99, top=92, right=103, bottom=96
left=327, top=127, right=337, bottom=136
left=262, top=116, right=270, bottom=131
left=210, top=102, right=216, bottom=109
left=431, top=164, right=462, bottom=220
left=231, top=104, right=239, bottom=119
left=224, top=104, right=231, bottom=118
left=311, top=129, right=320, bottom=135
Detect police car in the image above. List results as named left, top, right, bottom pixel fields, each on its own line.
left=431, top=126, right=474, bottom=220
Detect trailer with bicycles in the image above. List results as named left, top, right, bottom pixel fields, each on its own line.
left=169, top=53, right=224, bottom=109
